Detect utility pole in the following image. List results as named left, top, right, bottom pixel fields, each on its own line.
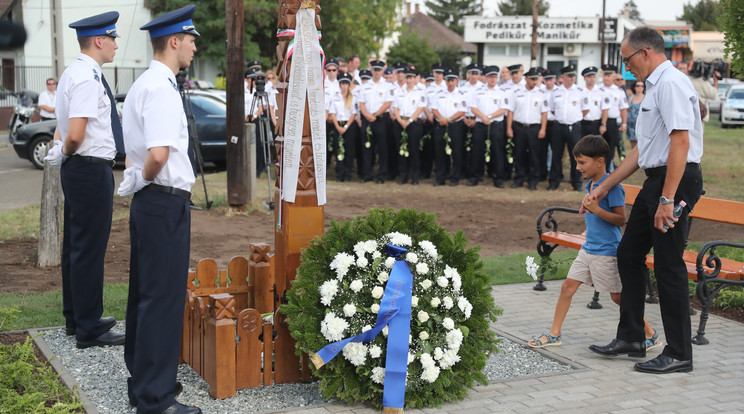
left=601, top=0, right=606, bottom=65
left=531, top=0, right=538, bottom=67
left=225, top=0, right=249, bottom=206
left=50, top=0, right=65, bottom=77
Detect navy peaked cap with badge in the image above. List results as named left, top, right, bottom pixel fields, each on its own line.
left=140, top=4, right=200, bottom=39
left=601, top=64, right=617, bottom=74
left=443, top=68, right=459, bottom=80
left=404, top=68, right=418, bottom=77
left=337, top=72, right=353, bottom=83
left=393, top=62, right=407, bottom=72
left=525, top=67, right=541, bottom=79
left=542, top=70, right=556, bottom=79
left=582, top=66, right=598, bottom=76
left=247, top=60, right=262, bottom=71
left=484, top=65, right=500, bottom=76
left=325, top=58, right=339, bottom=69
left=508, top=64, right=522, bottom=73
left=69, top=11, right=120, bottom=38
left=431, top=63, right=445, bottom=73
left=466, top=63, right=483, bottom=73
left=359, top=69, right=372, bottom=79
left=560, top=65, right=577, bottom=76
left=423, top=72, right=434, bottom=81
left=369, top=59, right=385, bottom=70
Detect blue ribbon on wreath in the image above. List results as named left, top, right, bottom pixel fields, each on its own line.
left=311, top=243, right=413, bottom=412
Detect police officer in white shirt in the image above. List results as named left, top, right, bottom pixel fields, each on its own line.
left=359, top=59, right=395, bottom=183
left=43, top=11, right=125, bottom=349
left=503, top=64, right=526, bottom=93
left=581, top=66, right=608, bottom=136
left=540, top=69, right=557, bottom=181
left=431, top=68, right=467, bottom=186
left=244, top=61, right=269, bottom=177
left=38, top=78, right=57, bottom=120
left=393, top=68, right=426, bottom=185
left=116, top=5, right=202, bottom=413
left=329, top=72, right=359, bottom=182
left=548, top=65, right=588, bottom=191
left=588, top=27, right=703, bottom=375
left=599, top=64, right=629, bottom=170
left=392, top=61, right=407, bottom=90
left=325, top=59, right=342, bottom=169
left=422, top=66, right=445, bottom=179
left=461, top=63, right=485, bottom=179
left=469, top=65, right=509, bottom=187
left=506, top=67, right=548, bottom=190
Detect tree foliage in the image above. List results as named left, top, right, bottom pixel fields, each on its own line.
left=719, top=0, right=744, bottom=75
left=435, top=45, right=464, bottom=74
left=424, top=0, right=483, bottom=35
left=497, top=0, right=550, bottom=16
left=678, top=0, right=721, bottom=31
left=386, top=30, right=440, bottom=74
left=620, top=0, right=642, bottom=20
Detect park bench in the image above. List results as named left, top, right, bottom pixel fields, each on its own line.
left=534, top=184, right=744, bottom=345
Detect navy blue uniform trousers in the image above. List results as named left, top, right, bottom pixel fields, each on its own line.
left=549, top=121, right=583, bottom=188
left=125, top=189, right=191, bottom=413
left=60, top=157, right=114, bottom=341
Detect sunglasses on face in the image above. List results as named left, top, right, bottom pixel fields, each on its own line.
left=47, top=82, right=56, bottom=85
left=327, top=68, right=337, bottom=72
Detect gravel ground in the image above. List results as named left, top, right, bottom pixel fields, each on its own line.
left=41, top=323, right=572, bottom=413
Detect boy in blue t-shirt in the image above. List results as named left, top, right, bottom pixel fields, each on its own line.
left=529, top=135, right=660, bottom=350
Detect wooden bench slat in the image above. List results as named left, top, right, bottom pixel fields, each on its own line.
left=623, top=184, right=744, bottom=226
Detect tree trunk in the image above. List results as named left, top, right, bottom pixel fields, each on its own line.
left=38, top=156, right=62, bottom=267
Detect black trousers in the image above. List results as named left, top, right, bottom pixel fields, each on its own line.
left=326, top=120, right=339, bottom=169
left=361, top=114, right=391, bottom=181
left=582, top=119, right=601, bottom=136
left=616, top=165, right=703, bottom=361
left=336, top=121, right=359, bottom=181
left=471, top=121, right=506, bottom=182
left=433, top=120, right=465, bottom=183
left=513, top=123, right=541, bottom=186
left=60, top=157, right=114, bottom=341
left=420, top=120, right=434, bottom=178
left=125, top=189, right=191, bottom=413
left=540, top=120, right=553, bottom=180
left=393, top=119, right=423, bottom=181
left=602, top=118, right=619, bottom=170
left=549, top=121, right=583, bottom=188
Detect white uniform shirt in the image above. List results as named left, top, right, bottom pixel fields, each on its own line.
left=360, top=78, right=395, bottom=114
left=473, top=85, right=509, bottom=123
left=508, top=86, right=548, bottom=124
left=599, top=83, right=629, bottom=119
left=122, top=60, right=195, bottom=191
left=582, top=85, right=607, bottom=121
left=461, top=80, right=484, bottom=117
left=543, top=86, right=557, bottom=121
left=636, top=60, right=703, bottom=169
left=324, top=78, right=341, bottom=112
left=329, top=93, right=358, bottom=122
left=38, top=90, right=56, bottom=119
left=433, top=87, right=468, bottom=121
left=394, top=86, right=426, bottom=118
left=550, top=84, right=586, bottom=125
left=56, top=53, right=116, bottom=159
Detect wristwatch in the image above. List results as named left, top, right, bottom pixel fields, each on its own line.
left=659, top=196, right=674, bottom=205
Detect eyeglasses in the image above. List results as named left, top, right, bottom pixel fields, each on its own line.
left=622, top=48, right=646, bottom=65
left=326, top=68, right=337, bottom=72
left=47, top=82, right=56, bottom=85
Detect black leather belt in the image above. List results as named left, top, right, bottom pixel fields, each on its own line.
left=70, top=154, right=115, bottom=167
left=558, top=122, right=579, bottom=127
left=582, top=119, right=601, bottom=124
left=644, top=162, right=700, bottom=177
left=144, top=183, right=191, bottom=200
left=515, top=122, right=539, bottom=128
left=338, top=120, right=348, bottom=126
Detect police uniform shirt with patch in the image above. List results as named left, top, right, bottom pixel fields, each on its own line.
left=324, top=79, right=341, bottom=112
left=360, top=78, right=395, bottom=115
left=122, top=60, right=195, bottom=192
left=508, top=87, right=548, bottom=124
left=329, top=93, right=359, bottom=122
left=599, top=83, right=629, bottom=119
left=473, top=85, right=509, bottom=123
left=636, top=60, right=703, bottom=169
left=434, top=87, right=467, bottom=121
left=549, top=84, right=586, bottom=125
left=426, top=81, right=446, bottom=110
left=55, top=53, right=116, bottom=159
left=394, top=86, right=426, bottom=119
left=582, top=85, right=607, bottom=121
left=543, top=86, right=557, bottom=121
left=461, top=81, right=485, bottom=117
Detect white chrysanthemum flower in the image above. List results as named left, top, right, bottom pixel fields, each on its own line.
left=356, top=256, right=369, bottom=268
left=421, top=366, right=440, bottom=383
left=443, top=265, right=459, bottom=279
left=446, top=328, right=464, bottom=350
left=526, top=255, right=539, bottom=281
left=319, top=280, right=339, bottom=306
left=411, top=296, right=419, bottom=308
left=353, top=241, right=367, bottom=257
left=409, top=334, right=413, bottom=344
left=433, top=347, right=444, bottom=360
left=371, top=303, right=380, bottom=313
left=386, top=232, right=412, bottom=246
left=330, top=252, right=355, bottom=279
left=437, top=276, right=449, bottom=288
left=458, top=296, right=473, bottom=319
left=407, top=352, right=415, bottom=365
left=442, top=296, right=454, bottom=309
left=369, top=344, right=382, bottom=358
left=420, top=352, right=435, bottom=368
left=342, top=342, right=367, bottom=366
left=420, top=279, right=432, bottom=290
left=377, top=271, right=389, bottom=284
left=382, top=326, right=389, bottom=336
left=362, top=325, right=372, bottom=333
left=430, top=297, right=441, bottom=308
left=419, top=331, right=430, bottom=340
left=452, top=274, right=462, bottom=291
left=343, top=303, right=357, bottom=317
left=415, top=262, right=429, bottom=275
left=372, top=250, right=382, bottom=259
left=418, top=240, right=438, bottom=258
left=417, top=310, right=429, bottom=323
left=371, top=366, right=385, bottom=384
left=349, top=279, right=363, bottom=293
left=371, top=286, right=384, bottom=299
left=384, top=257, right=396, bottom=269
left=406, top=252, right=419, bottom=264
left=439, top=348, right=461, bottom=369
left=442, top=317, right=455, bottom=330
left=320, top=312, right=348, bottom=342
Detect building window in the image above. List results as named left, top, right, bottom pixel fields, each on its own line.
left=547, top=46, right=564, bottom=55
left=488, top=45, right=506, bottom=56
left=508, top=45, right=520, bottom=56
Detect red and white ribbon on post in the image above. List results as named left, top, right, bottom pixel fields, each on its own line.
left=280, top=6, right=326, bottom=205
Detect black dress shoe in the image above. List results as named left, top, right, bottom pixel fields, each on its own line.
left=510, top=182, right=522, bottom=189
left=547, top=184, right=558, bottom=191
left=411, top=179, right=419, bottom=185
left=493, top=180, right=504, bottom=188
left=528, top=184, right=537, bottom=191
left=433, top=181, right=444, bottom=187
left=76, top=330, right=126, bottom=349
left=397, top=178, right=407, bottom=185
left=634, top=355, right=692, bottom=374
left=466, top=178, right=478, bottom=186
left=376, top=179, right=385, bottom=184
left=588, top=338, right=645, bottom=358
left=130, top=382, right=184, bottom=407
left=449, top=179, right=458, bottom=186
left=158, top=401, right=202, bottom=414
left=573, top=184, right=583, bottom=191
left=66, top=316, right=117, bottom=336
left=360, top=178, right=371, bottom=183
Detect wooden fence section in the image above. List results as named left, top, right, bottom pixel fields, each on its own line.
left=180, top=243, right=312, bottom=399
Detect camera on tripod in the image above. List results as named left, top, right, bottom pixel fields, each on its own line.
left=246, top=70, right=266, bottom=93
left=690, top=59, right=729, bottom=80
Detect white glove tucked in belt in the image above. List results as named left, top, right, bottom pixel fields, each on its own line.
left=44, top=140, right=68, bottom=167
left=117, top=167, right=153, bottom=197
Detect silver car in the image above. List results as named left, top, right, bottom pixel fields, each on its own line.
left=720, top=84, right=744, bottom=128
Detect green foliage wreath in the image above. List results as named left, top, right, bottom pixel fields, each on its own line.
left=283, top=209, right=502, bottom=408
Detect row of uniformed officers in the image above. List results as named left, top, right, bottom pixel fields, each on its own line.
left=321, top=60, right=629, bottom=190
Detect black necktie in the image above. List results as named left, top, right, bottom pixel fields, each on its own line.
left=101, top=74, right=125, bottom=155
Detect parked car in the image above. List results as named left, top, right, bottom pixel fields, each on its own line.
left=10, top=90, right=228, bottom=169
left=719, top=84, right=744, bottom=128
left=710, top=78, right=742, bottom=115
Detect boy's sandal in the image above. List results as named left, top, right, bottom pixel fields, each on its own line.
left=645, top=330, right=663, bottom=351
left=528, top=332, right=562, bottom=348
